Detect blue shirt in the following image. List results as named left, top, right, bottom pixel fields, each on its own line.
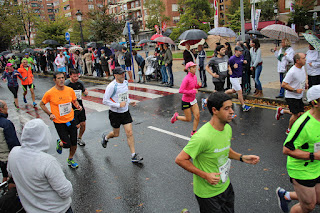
left=229, top=55, right=244, bottom=78
left=1, top=70, right=22, bottom=87
left=134, top=54, right=145, bottom=66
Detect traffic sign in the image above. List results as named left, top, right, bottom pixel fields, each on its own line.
left=65, top=32, right=70, bottom=41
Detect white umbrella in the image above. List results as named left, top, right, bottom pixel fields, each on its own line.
left=208, top=27, right=237, bottom=38
left=260, top=24, right=299, bottom=41
left=178, top=39, right=205, bottom=50
left=69, top=46, right=83, bottom=53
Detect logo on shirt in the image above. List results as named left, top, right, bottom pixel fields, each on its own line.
left=214, top=145, right=230, bottom=153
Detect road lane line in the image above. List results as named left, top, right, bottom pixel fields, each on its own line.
left=147, top=126, right=190, bottom=141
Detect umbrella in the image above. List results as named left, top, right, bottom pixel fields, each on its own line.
left=5, top=53, right=14, bottom=58
left=178, top=29, right=208, bottom=40
left=100, top=47, right=112, bottom=57
left=69, top=46, right=84, bottom=53
left=178, top=39, right=205, bottom=50
left=236, top=34, right=251, bottom=41
left=154, top=36, right=175, bottom=45
left=42, top=39, right=59, bottom=45
left=150, top=34, right=163, bottom=40
left=14, top=53, right=24, bottom=58
left=247, top=30, right=263, bottom=36
left=208, top=27, right=237, bottom=38
left=44, top=47, right=53, bottom=51
left=163, top=29, right=173, bottom=37
left=138, top=39, right=151, bottom=45
left=110, top=42, right=124, bottom=51
left=260, top=24, right=299, bottom=41
left=206, top=35, right=234, bottom=49
left=33, top=48, right=43, bottom=52
left=22, top=48, right=35, bottom=54
left=87, top=42, right=96, bottom=48
left=64, top=44, right=72, bottom=48
left=0, top=51, right=11, bottom=55
left=302, top=33, right=320, bottom=51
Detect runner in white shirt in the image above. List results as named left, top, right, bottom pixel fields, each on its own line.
left=101, top=67, right=143, bottom=163
left=275, top=53, right=308, bottom=134
left=54, top=51, right=66, bottom=73
left=306, top=43, right=320, bottom=88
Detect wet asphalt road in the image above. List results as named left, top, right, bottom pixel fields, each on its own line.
left=1, top=75, right=319, bottom=213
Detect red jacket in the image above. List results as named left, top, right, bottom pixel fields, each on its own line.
left=18, top=64, right=33, bottom=85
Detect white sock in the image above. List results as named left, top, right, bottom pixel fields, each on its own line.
left=285, top=191, right=291, bottom=200
left=242, top=104, right=246, bottom=108
left=131, top=153, right=136, bottom=158
left=104, top=136, right=108, bottom=141
left=280, top=109, right=284, bottom=114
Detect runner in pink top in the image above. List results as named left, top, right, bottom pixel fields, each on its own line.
left=171, top=62, right=202, bottom=137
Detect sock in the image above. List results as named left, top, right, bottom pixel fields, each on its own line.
left=131, top=153, right=136, bottom=158
left=242, top=104, right=246, bottom=108
left=288, top=128, right=291, bottom=131
left=104, top=136, right=108, bottom=141
left=285, top=191, right=291, bottom=200
left=280, top=109, right=284, bottom=114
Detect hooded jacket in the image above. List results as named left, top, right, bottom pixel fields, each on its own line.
left=18, top=64, right=34, bottom=85
left=7, top=119, right=73, bottom=213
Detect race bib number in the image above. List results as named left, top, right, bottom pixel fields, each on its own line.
left=58, top=102, right=72, bottom=116
left=74, top=90, right=82, bottom=100
left=219, top=159, right=231, bottom=183
left=218, top=62, right=228, bottom=72
left=314, top=142, right=320, bottom=152
left=118, top=92, right=128, bottom=102
left=190, top=99, right=197, bottom=105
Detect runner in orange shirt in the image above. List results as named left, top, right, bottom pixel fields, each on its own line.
left=18, top=59, right=37, bottom=107
left=40, top=72, right=82, bottom=168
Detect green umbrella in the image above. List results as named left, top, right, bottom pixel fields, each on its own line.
left=302, top=33, right=320, bottom=51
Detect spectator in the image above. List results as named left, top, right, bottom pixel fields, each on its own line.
left=40, top=53, right=47, bottom=74
left=158, top=45, right=168, bottom=85
left=306, top=43, right=320, bottom=88
left=74, top=50, right=84, bottom=76
left=225, top=42, right=233, bottom=89
left=122, top=47, right=133, bottom=82
left=100, top=49, right=110, bottom=78
left=83, top=50, right=93, bottom=76
left=7, top=119, right=73, bottom=213
left=164, top=43, right=173, bottom=87
left=183, top=43, right=195, bottom=65
left=237, top=41, right=251, bottom=95
left=117, top=48, right=126, bottom=71
left=144, top=44, right=149, bottom=58
left=47, top=50, right=55, bottom=72
left=54, top=51, right=67, bottom=73
left=250, top=38, right=263, bottom=97
left=196, top=45, right=207, bottom=88
left=132, top=50, right=145, bottom=83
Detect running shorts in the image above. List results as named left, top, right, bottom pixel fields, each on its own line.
left=58, top=67, right=66, bottom=73
left=22, top=84, right=34, bottom=91
left=8, top=86, right=18, bottom=98
left=54, top=120, right=77, bottom=148
left=125, top=66, right=132, bottom=71
left=213, top=82, right=225, bottom=92
left=195, top=183, right=235, bottom=213
left=181, top=99, right=197, bottom=110
left=74, top=108, right=86, bottom=125
left=290, top=176, right=320, bottom=187
left=109, top=110, right=133, bottom=129
left=230, top=77, right=242, bottom=92
left=285, top=98, right=304, bottom=115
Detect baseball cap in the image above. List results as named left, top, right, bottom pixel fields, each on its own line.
left=113, top=67, right=126, bottom=75
left=235, top=46, right=244, bottom=51
left=307, top=85, right=320, bottom=102
left=185, top=62, right=197, bottom=70
left=6, top=63, right=13, bottom=67
left=25, top=53, right=29, bottom=55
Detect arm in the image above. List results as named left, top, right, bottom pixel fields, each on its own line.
left=179, top=78, right=197, bottom=94
left=3, top=121, right=20, bottom=150
left=281, top=82, right=303, bottom=94
left=284, top=48, right=294, bottom=64
left=229, top=148, right=260, bottom=164
left=205, top=64, right=219, bottom=78
left=283, top=147, right=320, bottom=160
left=40, top=100, right=56, bottom=120
left=102, top=84, right=121, bottom=108
left=175, top=150, right=220, bottom=185
left=71, top=100, right=82, bottom=110
left=252, top=49, right=261, bottom=68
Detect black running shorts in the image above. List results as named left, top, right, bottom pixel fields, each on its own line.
left=290, top=176, right=320, bottom=187
left=54, top=120, right=77, bottom=148
left=74, top=108, right=86, bottom=125
left=22, top=84, right=34, bottom=91
left=285, top=98, right=304, bottom=115
left=109, top=110, right=133, bottom=129
left=181, top=101, right=192, bottom=110
left=8, top=86, right=18, bottom=98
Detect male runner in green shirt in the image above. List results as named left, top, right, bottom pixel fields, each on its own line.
left=175, top=92, right=260, bottom=212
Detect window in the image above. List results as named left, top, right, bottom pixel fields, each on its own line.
left=88, top=4, right=94, bottom=9
left=46, top=3, right=53, bottom=6
left=88, top=0, right=93, bottom=2
left=47, top=9, right=53, bottom=12
left=65, top=12, right=71, bottom=17
left=62, top=0, right=67, bottom=2
left=220, top=13, right=224, bottom=18
left=53, top=1, right=59, bottom=6
left=135, top=1, right=139, bottom=7
left=131, top=2, right=134, bottom=8
left=173, top=16, right=180, bottom=24
left=31, top=3, right=38, bottom=7
left=144, top=9, right=147, bottom=16
left=137, top=11, right=140, bottom=17
left=97, top=4, right=103, bottom=7
left=220, top=5, right=224, bottom=10
left=219, top=0, right=223, bottom=3
left=172, top=4, right=178, bottom=12
left=285, top=0, right=293, bottom=9
left=63, top=5, right=70, bottom=10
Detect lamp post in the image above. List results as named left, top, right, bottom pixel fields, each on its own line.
left=273, top=5, right=278, bottom=24
left=313, top=12, right=318, bottom=33
left=76, top=10, right=84, bottom=48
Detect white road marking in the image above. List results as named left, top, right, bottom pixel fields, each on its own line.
left=147, top=126, right=190, bottom=141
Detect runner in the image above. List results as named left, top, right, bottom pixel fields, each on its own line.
left=275, top=53, right=308, bottom=135
left=18, top=59, right=37, bottom=107
left=54, top=51, right=67, bottom=74
left=175, top=92, right=260, bottom=213
left=276, top=85, right=320, bottom=213
left=65, top=69, right=88, bottom=146
left=122, top=47, right=133, bottom=82
left=22, top=53, right=35, bottom=70
left=101, top=67, right=143, bottom=163
left=40, top=72, right=82, bottom=168
left=1, top=63, right=23, bottom=109
left=171, top=62, right=201, bottom=137
left=225, top=46, right=251, bottom=112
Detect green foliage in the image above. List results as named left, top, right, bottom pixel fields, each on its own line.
left=289, top=0, right=316, bottom=32
left=258, top=0, right=275, bottom=21
left=228, top=0, right=250, bottom=21
left=225, top=7, right=241, bottom=32
left=144, top=0, right=170, bottom=32
left=69, top=19, right=90, bottom=45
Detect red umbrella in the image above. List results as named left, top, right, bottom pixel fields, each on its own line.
left=150, top=34, right=163, bottom=40
left=179, top=39, right=202, bottom=46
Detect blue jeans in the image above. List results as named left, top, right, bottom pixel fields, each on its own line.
left=279, top=73, right=285, bottom=96
left=160, top=65, right=168, bottom=83
left=166, top=63, right=173, bottom=86
left=254, top=65, right=262, bottom=90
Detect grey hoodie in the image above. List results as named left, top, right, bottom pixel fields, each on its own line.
left=7, top=119, right=73, bottom=213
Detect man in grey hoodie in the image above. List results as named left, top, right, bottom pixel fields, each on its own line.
left=7, top=119, right=73, bottom=213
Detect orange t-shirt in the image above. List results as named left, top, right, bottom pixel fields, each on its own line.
left=41, top=86, right=77, bottom=123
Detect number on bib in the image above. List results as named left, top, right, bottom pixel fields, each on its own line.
left=58, top=102, right=72, bottom=116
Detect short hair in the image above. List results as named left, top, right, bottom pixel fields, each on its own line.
left=69, top=68, right=78, bottom=75
left=132, top=50, right=137, bottom=55
left=216, top=45, right=225, bottom=53
left=53, top=71, right=65, bottom=79
left=282, top=38, right=291, bottom=47
left=293, top=53, right=302, bottom=64
left=22, top=59, right=28, bottom=63
left=0, top=101, right=5, bottom=109
left=207, top=92, right=232, bottom=115
left=122, top=47, right=127, bottom=51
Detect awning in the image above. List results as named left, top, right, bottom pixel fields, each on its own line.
left=245, top=20, right=285, bottom=31
left=309, top=6, right=320, bottom=12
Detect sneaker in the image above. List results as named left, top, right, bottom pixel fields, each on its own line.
left=201, top=98, right=207, bottom=111
left=131, top=153, right=143, bottom=163
left=181, top=209, right=190, bottom=213
left=242, top=105, right=251, bottom=112
left=67, top=158, right=79, bottom=168
left=23, top=96, right=27, bottom=103
left=171, top=112, right=179, bottom=124
left=275, top=107, right=283, bottom=120
left=77, top=138, right=85, bottom=146
left=286, top=129, right=290, bottom=135
left=190, top=131, right=197, bottom=137
left=56, top=139, right=62, bottom=154
left=276, top=187, right=291, bottom=213
left=14, top=102, right=19, bottom=110
left=101, top=132, right=108, bottom=148
left=33, top=102, right=37, bottom=107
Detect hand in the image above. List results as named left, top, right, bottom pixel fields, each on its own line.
left=14, top=73, right=20, bottom=75
left=2, top=79, right=6, bottom=82
left=296, top=89, right=303, bottom=94
left=49, top=113, right=56, bottom=120
left=77, top=105, right=83, bottom=111
left=120, top=101, right=126, bottom=107
left=193, top=89, right=198, bottom=93
left=243, top=60, right=247, bottom=64
left=83, top=90, right=88, bottom=96
left=228, top=70, right=232, bottom=75
left=250, top=67, right=254, bottom=71
left=198, top=67, right=200, bottom=71
left=284, top=52, right=287, bottom=56
left=205, top=173, right=221, bottom=185
left=309, top=62, right=313, bottom=67
left=305, top=82, right=309, bottom=90
left=213, top=73, right=219, bottom=78
left=129, top=102, right=136, bottom=107
left=242, top=155, right=260, bottom=165
left=23, top=77, right=27, bottom=81
left=274, top=47, right=277, bottom=51
left=234, top=63, right=238, bottom=69
left=198, top=82, right=202, bottom=87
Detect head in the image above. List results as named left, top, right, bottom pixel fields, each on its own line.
left=244, top=41, right=250, bottom=49
left=75, top=50, right=80, bottom=55
left=101, top=49, right=105, bottom=54
left=185, top=62, right=197, bottom=74
left=113, top=67, right=126, bottom=83
left=6, top=63, right=14, bottom=72
left=225, top=42, right=231, bottom=50
left=236, top=41, right=245, bottom=49
left=69, top=69, right=79, bottom=82
left=59, top=51, right=64, bottom=56
left=207, top=92, right=234, bottom=123
left=163, top=43, right=169, bottom=50
left=198, top=45, right=203, bottom=51
left=22, top=59, right=28, bottom=67
left=185, top=43, right=190, bottom=50
left=281, top=38, right=291, bottom=48
left=309, top=44, right=315, bottom=50
left=307, top=85, right=320, bottom=108
left=293, top=53, right=306, bottom=67
left=132, top=50, right=137, bottom=56
left=110, top=54, right=114, bottom=59
left=159, top=44, right=164, bottom=50
left=250, top=39, right=260, bottom=49
left=122, top=47, right=127, bottom=53
left=234, top=46, right=243, bottom=57
left=25, top=53, right=29, bottom=58
left=53, top=72, right=65, bottom=87
left=216, top=45, right=226, bottom=57
left=0, top=100, right=8, bottom=117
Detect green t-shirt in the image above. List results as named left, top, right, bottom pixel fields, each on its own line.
left=8, top=59, right=16, bottom=67
left=22, top=57, right=34, bottom=67
left=183, top=122, right=232, bottom=198
left=284, top=110, right=320, bottom=180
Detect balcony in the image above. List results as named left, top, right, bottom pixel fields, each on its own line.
left=128, top=6, right=141, bottom=12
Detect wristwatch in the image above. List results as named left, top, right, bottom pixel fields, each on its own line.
left=310, top=152, right=314, bottom=162
left=293, top=89, right=297, bottom=93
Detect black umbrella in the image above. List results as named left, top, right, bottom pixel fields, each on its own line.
left=14, top=53, right=24, bottom=58
left=163, top=29, right=173, bottom=37
left=138, top=39, right=151, bottom=45
left=64, top=44, right=72, bottom=48
left=110, top=42, right=123, bottom=51
left=0, top=51, right=11, bottom=55
left=42, top=39, right=59, bottom=45
left=247, top=30, right=263, bottom=36
left=178, top=29, right=208, bottom=40
left=44, top=47, right=53, bottom=51
left=22, top=48, right=35, bottom=54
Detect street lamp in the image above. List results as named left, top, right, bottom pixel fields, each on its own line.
left=76, top=10, right=84, bottom=48
left=273, top=6, right=278, bottom=24
left=313, top=12, right=318, bottom=33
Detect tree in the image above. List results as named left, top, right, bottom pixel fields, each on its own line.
left=87, top=5, right=124, bottom=43
left=69, top=19, right=91, bottom=45
left=228, top=0, right=250, bottom=21
left=289, top=0, right=316, bottom=32
left=258, top=0, right=275, bottom=21
left=144, top=0, right=170, bottom=32
left=225, top=7, right=241, bottom=32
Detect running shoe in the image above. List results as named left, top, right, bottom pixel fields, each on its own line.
left=56, top=139, right=62, bottom=154
left=67, top=158, right=79, bottom=168
left=242, top=105, right=251, bottom=112
left=181, top=209, right=190, bottom=213
left=201, top=98, right=207, bottom=111
left=14, top=102, right=20, bottom=110
left=131, top=153, right=143, bottom=163
left=33, top=102, right=37, bottom=107
left=101, top=132, right=108, bottom=148
left=190, top=131, right=197, bottom=137
left=77, top=138, right=86, bottom=146
left=286, top=129, right=290, bottom=135
left=275, top=107, right=283, bottom=120
left=276, top=187, right=291, bottom=213
left=171, top=112, right=179, bottom=124
left=23, top=96, right=27, bottom=103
